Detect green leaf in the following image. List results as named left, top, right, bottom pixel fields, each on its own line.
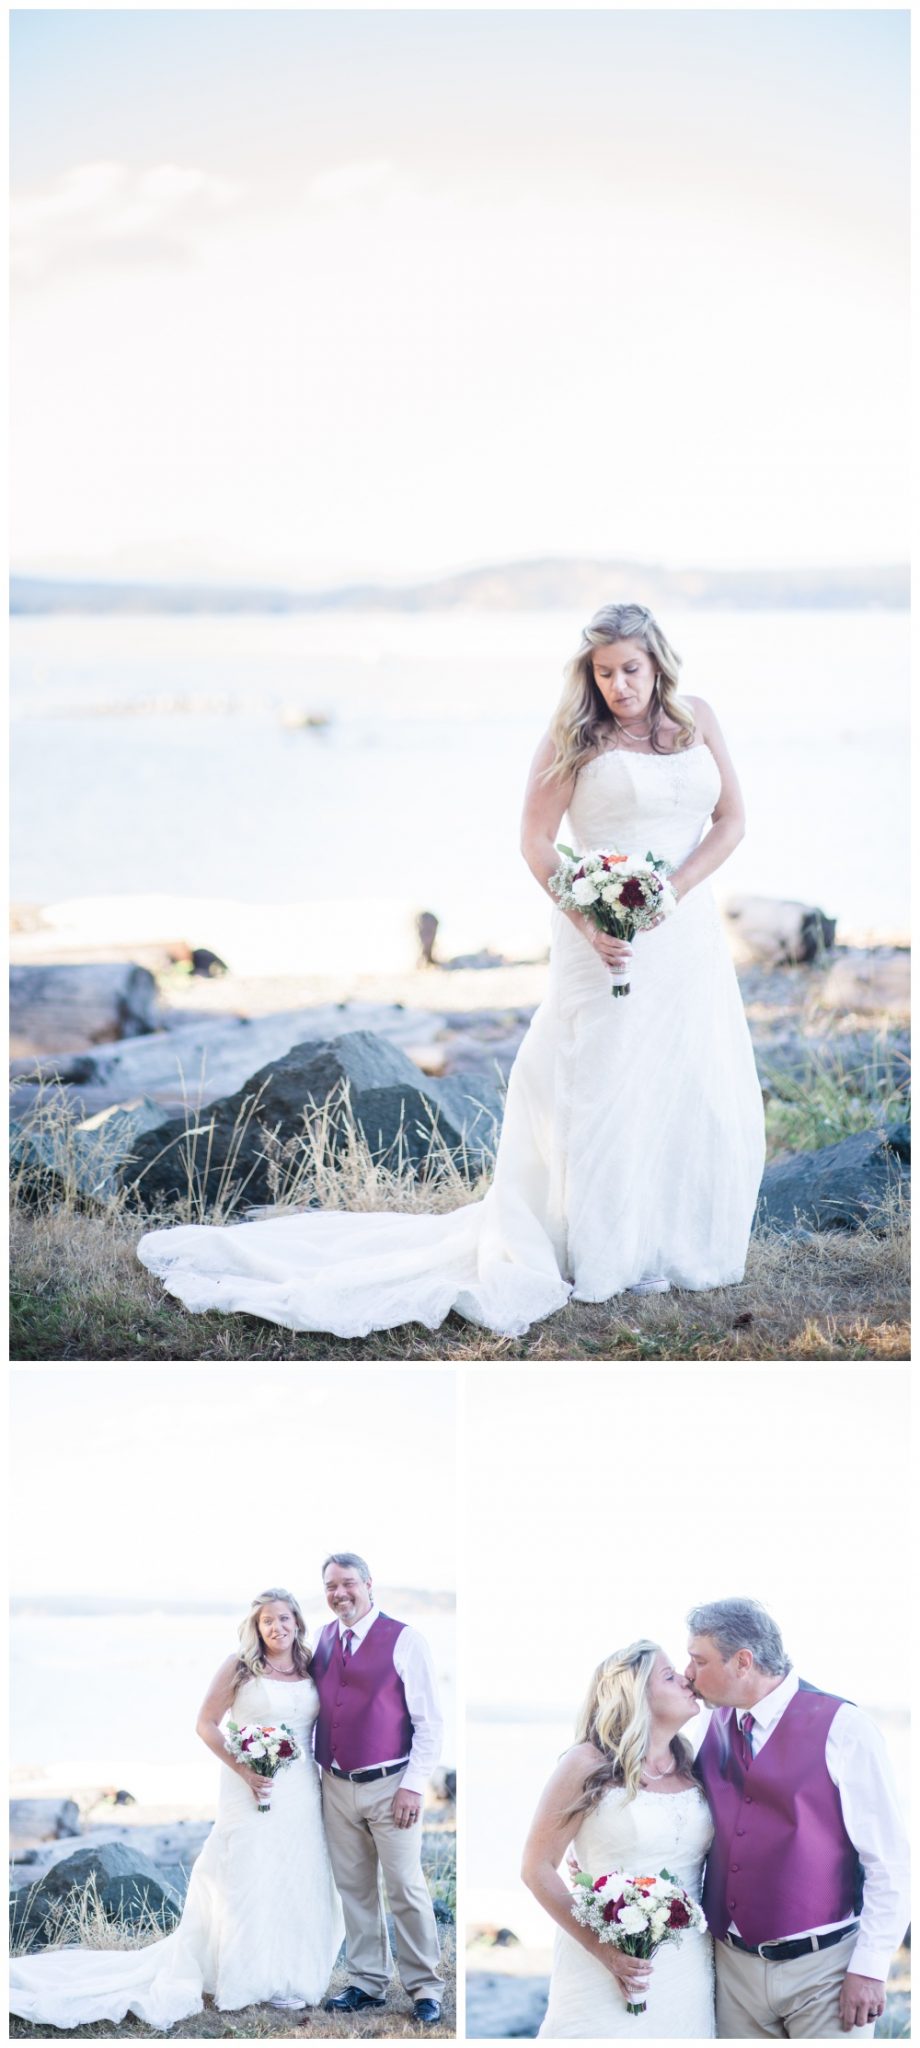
left=556, top=843, right=576, bottom=860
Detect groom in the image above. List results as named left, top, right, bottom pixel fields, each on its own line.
left=312, top=1552, right=444, bottom=2026
left=686, top=1598, right=909, bottom=2040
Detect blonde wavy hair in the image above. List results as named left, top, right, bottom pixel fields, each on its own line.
left=545, top=602, right=696, bottom=784
left=232, top=1587, right=313, bottom=1696
left=564, top=1639, right=696, bottom=1821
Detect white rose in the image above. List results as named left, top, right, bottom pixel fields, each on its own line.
left=617, top=1905, right=649, bottom=1935
left=572, top=876, right=599, bottom=906
left=601, top=882, right=624, bottom=907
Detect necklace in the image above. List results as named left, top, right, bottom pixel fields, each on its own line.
left=264, top=1660, right=298, bottom=1678
left=612, top=716, right=653, bottom=745
left=641, top=1756, right=678, bottom=1781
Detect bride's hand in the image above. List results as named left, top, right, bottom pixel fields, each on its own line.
left=602, top=1949, right=653, bottom=2002
left=575, top=919, right=632, bottom=970
left=237, top=1766, right=271, bottom=1801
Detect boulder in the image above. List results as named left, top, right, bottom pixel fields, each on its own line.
left=9, top=1841, right=183, bottom=1952
left=126, top=1031, right=505, bottom=1210
left=10, top=963, right=161, bottom=1056
left=11, top=1097, right=174, bottom=1205
left=818, top=953, right=910, bottom=1018
left=465, top=1971, right=549, bottom=2038
left=723, top=897, right=836, bottom=967
left=758, top=1126, right=909, bottom=1233
left=9, top=1798, right=80, bottom=1850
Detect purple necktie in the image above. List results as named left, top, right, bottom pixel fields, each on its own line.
left=341, top=1627, right=355, bottom=1664
left=740, top=1711, right=755, bottom=1767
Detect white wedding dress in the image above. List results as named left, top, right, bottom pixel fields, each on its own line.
left=539, top=1786, right=716, bottom=2039
left=137, top=743, right=765, bottom=1337
left=9, top=1677, right=344, bottom=2030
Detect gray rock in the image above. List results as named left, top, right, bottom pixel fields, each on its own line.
left=465, top=1972, right=549, bottom=2038
left=9, top=1841, right=183, bottom=1952
left=10, top=963, right=161, bottom=1056
left=10, top=1097, right=174, bottom=1204
left=758, top=1126, right=910, bottom=1233
left=10, top=1797, right=80, bottom=1849
left=126, top=1031, right=504, bottom=1210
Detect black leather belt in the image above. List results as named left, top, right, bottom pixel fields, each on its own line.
left=726, top=1923, right=858, bottom=1963
left=329, top=1760, right=408, bottom=1784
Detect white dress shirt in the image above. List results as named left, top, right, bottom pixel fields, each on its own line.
left=728, top=1670, right=910, bottom=1981
left=332, top=1606, right=443, bottom=1796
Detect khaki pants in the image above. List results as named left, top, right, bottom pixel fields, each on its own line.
left=716, top=1930, right=877, bottom=2039
left=321, top=1768, right=443, bottom=2003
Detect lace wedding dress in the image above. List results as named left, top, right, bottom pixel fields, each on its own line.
left=9, top=1677, right=344, bottom=2029
left=137, top=743, right=765, bottom=1337
left=539, top=1786, right=715, bottom=2039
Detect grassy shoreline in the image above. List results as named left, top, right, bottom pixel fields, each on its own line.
left=9, top=960, right=909, bottom=1364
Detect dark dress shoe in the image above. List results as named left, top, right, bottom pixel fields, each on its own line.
left=323, top=1987, right=387, bottom=2013
left=413, top=1999, right=442, bottom=2025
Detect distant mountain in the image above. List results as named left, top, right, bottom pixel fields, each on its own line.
left=9, top=558, right=909, bottom=615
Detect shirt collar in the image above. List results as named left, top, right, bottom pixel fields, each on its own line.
left=737, top=1667, right=798, bottom=1732
left=337, top=1605, right=377, bottom=1644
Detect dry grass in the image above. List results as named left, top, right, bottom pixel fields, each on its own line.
left=10, top=1875, right=174, bottom=1960
left=9, top=1069, right=909, bottom=1363
left=9, top=1192, right=908, bottom=1362
left=9, top=1847, right=456, bottom=2040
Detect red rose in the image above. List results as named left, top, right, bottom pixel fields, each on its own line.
left=593, top=1876, right=608, bottom=1891
left=603, top=1897, right=626, bottom=1924
left=617, top=877, right=647, bottom=911
left=278, top=1740, right=294, bottom=1758
left=667, top=1897, right=691, bottom=1929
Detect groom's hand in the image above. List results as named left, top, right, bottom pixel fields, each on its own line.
left=839, top=1973, right=885, bottom=2031
left=392, top=1787, right=423, bottom=1829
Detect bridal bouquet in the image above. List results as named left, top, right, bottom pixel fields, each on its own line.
left=225, top=1721, right=303, bottom=1812
left=569, top=1866, right=706, bottom=2015
left=549, top=846, right=677, bottom=996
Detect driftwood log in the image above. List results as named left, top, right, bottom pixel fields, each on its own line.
left=9, top=963, right=160, bottom=1056
left=723, top=896, right=836, bottom=966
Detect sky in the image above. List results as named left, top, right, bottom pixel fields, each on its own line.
left=9, top=1366, right=457, bottom=1599
left=9, top=8, right=909, bottom=584
left=465, top=1364, right=910, bottom=1712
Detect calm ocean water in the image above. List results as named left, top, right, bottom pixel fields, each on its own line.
left=10, top=1604, right=456, bottom=1798
left=10, top=608, right=909, bottom=939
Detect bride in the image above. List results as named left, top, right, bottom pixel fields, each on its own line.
left=9, top=1590, right=344, bottom=2030
left=136, top=601, right=765, bottom=1337
left=522, top=1640, right=715, bottom=2039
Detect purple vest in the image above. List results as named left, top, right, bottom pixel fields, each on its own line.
left=312, top=1611, right=414, bottom=1773
left=696, top=1682, right=862, bottom=1944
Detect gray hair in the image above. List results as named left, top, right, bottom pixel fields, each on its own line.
left=322, top=1551, right=371, bottom=1582
left=687, top=1598, right=791, bottom=1678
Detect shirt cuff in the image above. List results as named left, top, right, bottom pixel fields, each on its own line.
left=849, top=1941, right=891, bottom=1985
left=399, top=1768, right=426, bottom=1797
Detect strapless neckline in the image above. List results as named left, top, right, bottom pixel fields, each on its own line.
left=581, top=741, right=714, bottom=770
